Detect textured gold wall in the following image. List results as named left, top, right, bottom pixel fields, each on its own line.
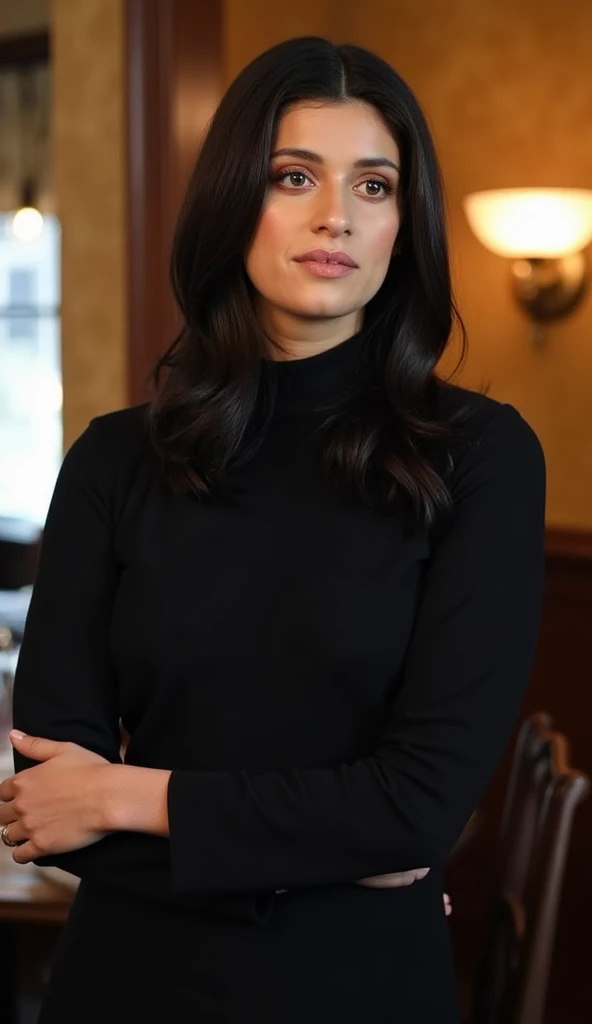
left=52, top=0, right=592, bottom=525
left=224, top=0, right=334, bottom=86
left=52, top=0, right=127, bottom=451
left=224, top=0, right=592, bottom=529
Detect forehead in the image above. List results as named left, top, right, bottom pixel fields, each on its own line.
left=273, top=100, right=400, bottom=164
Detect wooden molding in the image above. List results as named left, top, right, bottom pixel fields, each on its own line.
left=125, top=0, right=223, bottom=405
left=545, top=525, right=592, bottom=562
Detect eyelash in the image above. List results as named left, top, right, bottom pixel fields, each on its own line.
left=271, top=167, right=395, bottom=200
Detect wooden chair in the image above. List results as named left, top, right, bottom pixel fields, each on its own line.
left=497, top=712, right=554, bottom=899
left=471, top=714, right=589, bottom=1024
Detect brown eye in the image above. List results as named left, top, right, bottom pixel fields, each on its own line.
left=358, top=179, right=391, bottom=198
left=272, top=169, right=312, bottom=189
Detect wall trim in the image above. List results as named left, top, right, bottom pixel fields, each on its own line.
left=125, top=0, right=223, bottom=405
left=545, top=526, right=592, bottom=562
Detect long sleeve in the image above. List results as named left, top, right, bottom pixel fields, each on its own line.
left=166, top=403, right=546, bottom=896
left=11, top=420, right=175, bottom=903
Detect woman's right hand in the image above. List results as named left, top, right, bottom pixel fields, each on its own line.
left=355, top=869, right=452, bottom=915
left=355, top=867, right=430, bottom=888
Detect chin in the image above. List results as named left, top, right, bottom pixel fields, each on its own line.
left=286, top=296, right=358, bottom=320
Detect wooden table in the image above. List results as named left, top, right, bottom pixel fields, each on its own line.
left=0, top=843, right=73, bottom=924
left=0, top=842, right=73, bottom=1022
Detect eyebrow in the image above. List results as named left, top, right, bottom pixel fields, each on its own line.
left=270, top=148, right=400, bottom=173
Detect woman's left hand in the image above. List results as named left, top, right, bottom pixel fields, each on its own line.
left=0, top=731, right=112, bottom=864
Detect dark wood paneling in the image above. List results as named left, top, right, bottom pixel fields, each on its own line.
left=545, top=525, right=592, bottom=561
left=125, top=0, right=223, bottom=404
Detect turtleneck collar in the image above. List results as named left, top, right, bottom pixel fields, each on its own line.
left=263, top=329, right=367, bottom=418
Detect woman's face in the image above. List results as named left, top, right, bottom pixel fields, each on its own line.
left=245, top=100, right=401, bottom=345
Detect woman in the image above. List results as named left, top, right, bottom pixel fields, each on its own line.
left=1, top=36, right=545, bottom=1023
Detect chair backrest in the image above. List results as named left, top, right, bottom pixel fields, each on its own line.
left=473, top=717, right=589, bottom=1024
left=513, top=733, right=589, bottom=1023
left=497, top=712, right=553, bottom=898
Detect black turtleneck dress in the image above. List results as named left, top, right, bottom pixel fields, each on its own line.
left=12, top=330, right=546, bottom=1023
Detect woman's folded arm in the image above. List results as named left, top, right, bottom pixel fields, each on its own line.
left=11, top=404, right=546, bottom=902
left=11, top=420, right=179, bottom=904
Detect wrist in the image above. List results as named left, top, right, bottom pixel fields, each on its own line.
left=100, top=764, right=171, bottom=836
left=98, top=763, right=125, bottom=832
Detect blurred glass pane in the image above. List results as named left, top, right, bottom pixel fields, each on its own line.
left=8, top=267, right=38, bottom=339
left=0, top=213, right=62, bottom=525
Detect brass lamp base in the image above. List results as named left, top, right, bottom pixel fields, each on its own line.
left=511, top=252, right=587, bottom=345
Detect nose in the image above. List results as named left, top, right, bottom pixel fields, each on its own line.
left=310, top=182, right=352, bottom=237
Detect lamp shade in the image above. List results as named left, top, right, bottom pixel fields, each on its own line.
left=463, top=188, right=592, bottom=258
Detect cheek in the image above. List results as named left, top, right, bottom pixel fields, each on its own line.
left=362, top=215, right=400, bottom=285
left=372, top=214, right=400, bottom=262
left=246, top=204, right=292, bottom=280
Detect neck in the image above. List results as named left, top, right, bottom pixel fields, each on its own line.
left=258, top=305, right=364, bottom=363
left=261, top=324, right=367, bottom=422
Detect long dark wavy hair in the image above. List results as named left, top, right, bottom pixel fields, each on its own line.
left=148, top=36, right=479, bottom=537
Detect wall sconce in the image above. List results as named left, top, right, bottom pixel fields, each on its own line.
left=462, top=188, right=592, bottom=345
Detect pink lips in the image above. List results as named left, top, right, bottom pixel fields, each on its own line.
left=294, top=248, right=358, bottom=279
left=294, top=249, right=358, bottom=267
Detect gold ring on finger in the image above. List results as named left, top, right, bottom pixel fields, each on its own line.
left=0, top=823, right=20, bottom=848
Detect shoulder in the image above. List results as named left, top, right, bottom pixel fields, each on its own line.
left=431, top=382, right=546, bottom=510
left=434, top=381, right=545, bottom=471
left=67, top=404, right=151, bottom=466
left=61, top=404, right=157, bottom=512
left=87, top=403, right=151, bottom=449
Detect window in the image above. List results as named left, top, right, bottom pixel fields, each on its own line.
left=8, top=267, right=38, bottom=341
left=0, top=214, right=62, bottom=525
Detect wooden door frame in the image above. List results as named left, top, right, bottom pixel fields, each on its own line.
left=125, top=0, right=223, bottom=404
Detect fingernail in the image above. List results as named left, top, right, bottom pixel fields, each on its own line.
left=416, top=868, right=430, bottom=879
left=9, top=730, right=25, bottom=740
